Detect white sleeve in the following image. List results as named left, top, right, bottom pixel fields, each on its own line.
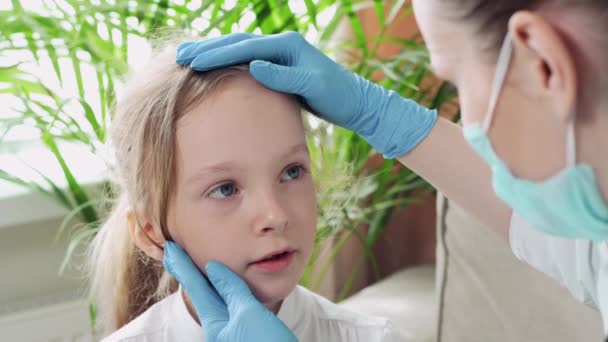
left=509, top=213, right=602, bottom=307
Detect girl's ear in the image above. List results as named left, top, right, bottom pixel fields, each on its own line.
left=127, top=210, right=166, bottom=261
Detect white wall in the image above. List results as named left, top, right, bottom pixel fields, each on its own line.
left=0, top=190, right=93, bottom=341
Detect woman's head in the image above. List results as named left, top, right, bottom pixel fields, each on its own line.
left=412, top=0, right=608, bottom=192
left=90, top=45, right=317, bottom=333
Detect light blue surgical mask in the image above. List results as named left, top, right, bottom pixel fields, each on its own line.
left=462, top=33, right=608, bottom=240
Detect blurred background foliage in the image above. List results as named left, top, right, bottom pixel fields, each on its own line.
left=0, top=0, right=456, bottom=305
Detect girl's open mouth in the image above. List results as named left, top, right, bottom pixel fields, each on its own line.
left=250, top=250, right=295, bottom=272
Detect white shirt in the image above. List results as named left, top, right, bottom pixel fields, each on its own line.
left=102, top=285, right=400, bottom=342
left=509, top=213, right=607, bottom=332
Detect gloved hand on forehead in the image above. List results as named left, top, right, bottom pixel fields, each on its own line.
left=176, top=31, right=437, bottom=159
left=163, top=241, right=297, bottom=342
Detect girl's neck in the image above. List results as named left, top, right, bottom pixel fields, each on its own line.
left=181, top=289, right=284, bottom=325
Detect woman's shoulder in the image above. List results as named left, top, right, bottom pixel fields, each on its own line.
left=100, top=290, right=201, bottom=342
left=282, top=285, right=399, bottom=341
left=509, top=212, right=606, bottom=307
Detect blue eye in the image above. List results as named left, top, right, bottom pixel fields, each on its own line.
left=281, top=165, right=304, bottom=181
left=209, top=183, right=237, bottom=199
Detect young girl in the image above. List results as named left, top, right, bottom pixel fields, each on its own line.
left=88, top=43, right=399, bottom=341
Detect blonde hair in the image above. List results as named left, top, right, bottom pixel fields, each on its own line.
left=88, top=43, right=252, bottom=335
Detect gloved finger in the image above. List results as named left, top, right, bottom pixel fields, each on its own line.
left=189, top=31, right=303, bottom=71
left=163, top=241, right=227, bottom=319
left=205, top=260, right=260, bottom=313
left=250, top=61, right=315, bottom=98
left=177, top=41, right=195, bottom=52
left=176, top=33, right=260, bottom=65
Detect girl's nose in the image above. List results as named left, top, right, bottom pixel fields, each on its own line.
left=252, top=191, right=289, bottom=235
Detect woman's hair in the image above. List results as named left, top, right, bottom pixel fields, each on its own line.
left=440, top=0, right=608, bottom=96
left=88, top=44, right=252, bottom=335
left=440, top=0, right=608, bottom=53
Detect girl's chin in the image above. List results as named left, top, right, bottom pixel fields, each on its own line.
left=248, top=280, right=297, bottom=313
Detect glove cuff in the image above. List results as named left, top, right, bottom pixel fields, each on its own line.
left=361, top=88, right=438, bottom=159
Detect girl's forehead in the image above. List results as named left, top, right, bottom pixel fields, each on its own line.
left=174, top=79, right=307, bottom=179
left=177, top=78, right=304, bottom=139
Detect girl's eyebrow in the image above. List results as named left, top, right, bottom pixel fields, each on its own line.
left=185, top=162, right=243, bottom=186
left=184, top=142, right=309, bottom=186
left=280, top=142, right=309, bottom=160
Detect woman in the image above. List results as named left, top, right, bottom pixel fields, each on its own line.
left=162, top=0, right=608, bottom=340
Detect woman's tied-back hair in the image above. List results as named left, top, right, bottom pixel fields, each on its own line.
left=440, top=0, right=608, bottom=98
left=88, top=43, right=249, bottom=335
left=441, top=0, right=608, bottom=53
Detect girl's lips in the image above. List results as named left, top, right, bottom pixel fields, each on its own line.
left=249, top=250, right=295, bottom=272
left=252, top=247, right=294, bottom=263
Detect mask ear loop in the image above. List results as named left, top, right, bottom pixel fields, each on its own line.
left=483, top=32, right=514, bottom=132
left=485, top=33, right=577, bottom=168
left=566, top=115, right=576, bottom=167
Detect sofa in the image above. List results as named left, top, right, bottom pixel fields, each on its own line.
left=340, top=194, right=603, bottom=341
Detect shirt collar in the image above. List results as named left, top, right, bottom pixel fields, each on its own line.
left=174, top=285, right=305, bottom=337
left=277, top=286, right=306, bottom=334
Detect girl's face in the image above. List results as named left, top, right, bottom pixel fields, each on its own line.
left=167, top=75, right=317, bottom=309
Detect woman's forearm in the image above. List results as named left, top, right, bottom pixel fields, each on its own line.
left=398, top=117, right=512, bottom=240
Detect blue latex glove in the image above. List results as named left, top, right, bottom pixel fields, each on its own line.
left=163, top=241, right=297, bottom=342
left=176, top=31, right=437, bottom=159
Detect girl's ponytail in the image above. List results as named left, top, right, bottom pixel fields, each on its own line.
left=88, top=194, right=175, bottom=334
